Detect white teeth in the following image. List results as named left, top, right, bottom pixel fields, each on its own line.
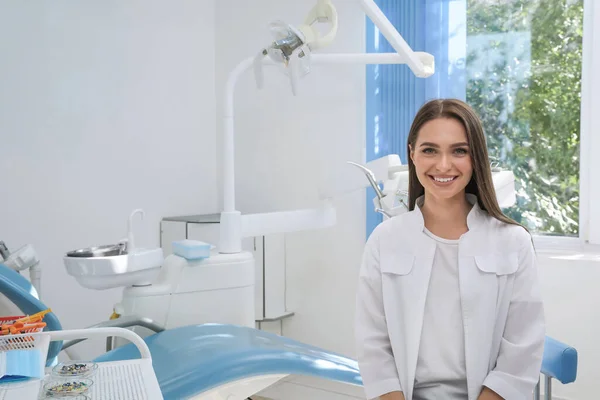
left=433, top=176, right=455, bottom=182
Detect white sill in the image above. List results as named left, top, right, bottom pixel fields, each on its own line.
left=533, top=235, right=600, bottom=262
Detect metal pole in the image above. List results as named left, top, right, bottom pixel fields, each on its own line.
left=545, top=375, right=552, bottom=400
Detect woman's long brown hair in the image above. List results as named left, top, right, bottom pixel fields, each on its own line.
left=406, top=98, right=520, bottom=228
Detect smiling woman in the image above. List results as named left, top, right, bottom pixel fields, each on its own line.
left=355, top=98, right=545, bottom=400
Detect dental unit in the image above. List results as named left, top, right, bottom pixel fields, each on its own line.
left=0, top=1, right=577, bottom=399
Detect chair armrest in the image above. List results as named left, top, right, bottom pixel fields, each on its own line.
left=61, top=316, right=164, bottom=351
left=542, top=336, right=578, bottom=384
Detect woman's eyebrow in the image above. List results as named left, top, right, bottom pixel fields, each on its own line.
left=419, top=142, right=469, bottom=148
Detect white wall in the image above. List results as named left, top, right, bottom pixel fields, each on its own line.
left=536, top=253, right=600, bottom=400
left=0, top=0, right=217, bottom=358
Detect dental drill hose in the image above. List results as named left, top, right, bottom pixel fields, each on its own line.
left=347, top=161, right=384, bottom=200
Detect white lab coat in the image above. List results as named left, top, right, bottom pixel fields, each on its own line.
left=355, top=195, right=545, bottom=400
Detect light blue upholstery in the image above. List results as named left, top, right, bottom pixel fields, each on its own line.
left=93, top=324, right=362, bottom=400
left=95, top=325, right=580, bottom=399
left=542, top=336, right=578, bottom=384
left=0, top=263, right=63, bottom=366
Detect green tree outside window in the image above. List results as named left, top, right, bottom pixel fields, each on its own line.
left=466, top=0, right=583, bottom=235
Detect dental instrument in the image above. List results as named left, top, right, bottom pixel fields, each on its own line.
left=347, top=161, right=386, bottom=201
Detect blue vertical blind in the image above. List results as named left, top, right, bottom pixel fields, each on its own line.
left=365, top=0, right=466, bottom=237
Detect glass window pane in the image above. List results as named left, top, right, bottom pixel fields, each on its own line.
left=466, top=0, right=583, bottom=236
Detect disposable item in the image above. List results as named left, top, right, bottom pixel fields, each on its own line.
left=172, top=240, right=213, bottom=260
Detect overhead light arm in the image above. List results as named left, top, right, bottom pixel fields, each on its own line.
left=358, top=0, right=430, bottom=77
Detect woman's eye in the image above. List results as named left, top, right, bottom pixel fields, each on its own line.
left=422, top=148, right=435, bottom=154
left=455, top=148, right=468, bottom=155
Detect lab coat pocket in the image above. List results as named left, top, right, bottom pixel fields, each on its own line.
left=474, top=252, right=519, bottom=276
left=380, top=253, right=417, bottom=356
left=380, top=254, right=415, bottom=276
left=473, top=252, right=519, bottom=318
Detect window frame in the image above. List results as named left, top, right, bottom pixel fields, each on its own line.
left=540, top=0, right=600, bottom=252
left=576, top=0, right=600, bottom=248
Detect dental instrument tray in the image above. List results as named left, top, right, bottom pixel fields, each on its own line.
left=0, top=327, right=163, bottom=400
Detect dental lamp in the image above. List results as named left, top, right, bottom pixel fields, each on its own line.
left=254, top=0, right=338, bottom=95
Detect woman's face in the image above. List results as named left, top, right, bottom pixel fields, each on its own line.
left=410, top=117, right=473, bottom=202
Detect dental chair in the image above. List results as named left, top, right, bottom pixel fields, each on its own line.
left=0, top=263, right=578, bottom=400
left=0, top=263, right=362, bottom=399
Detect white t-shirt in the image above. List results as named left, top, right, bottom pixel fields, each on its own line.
left=413, top=228, right=468, bottom=400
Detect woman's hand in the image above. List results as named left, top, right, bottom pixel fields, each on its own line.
left=380, top=392, right=405, bottom=400
left=477, top=387, right=503, bottom=400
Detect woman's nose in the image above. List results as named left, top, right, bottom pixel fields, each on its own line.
left=436, top=154, right=452, bottom=171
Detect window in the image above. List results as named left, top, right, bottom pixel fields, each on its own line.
left=366, top=0, right=584, bottom=238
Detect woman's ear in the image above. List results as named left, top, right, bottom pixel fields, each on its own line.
left=408, top=144, right=414, bottom=162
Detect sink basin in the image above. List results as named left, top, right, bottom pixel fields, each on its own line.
left=64, top=248, right=163, bottom=290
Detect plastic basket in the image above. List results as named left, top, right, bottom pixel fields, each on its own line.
left=0, top=331, right=49, bottom=352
